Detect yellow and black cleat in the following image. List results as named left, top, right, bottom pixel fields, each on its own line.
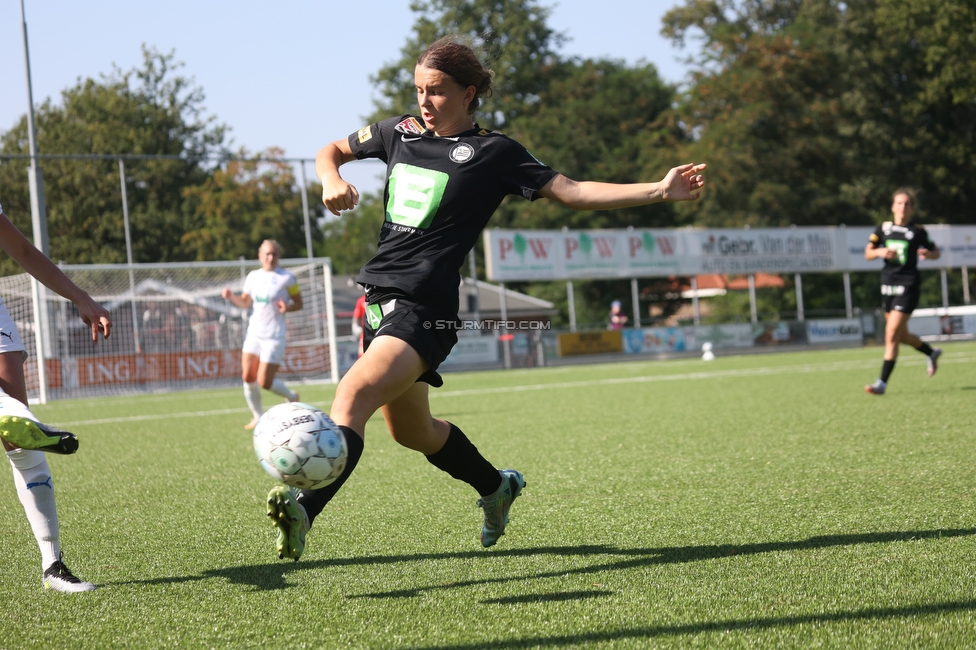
left=266, top=486, right=309, bottom=562
left=0, top=416, right=79, bottom=454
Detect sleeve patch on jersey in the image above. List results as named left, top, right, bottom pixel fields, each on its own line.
left=394, top=117, right=425, bottom=135
left=868, top=233, right=879, bottom=243
left=357, top=126, right=373, bottom=144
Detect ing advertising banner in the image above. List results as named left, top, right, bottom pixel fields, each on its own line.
left=484, top=226, right=975, bottom=281
left=64, top=345, right=330, bottom=388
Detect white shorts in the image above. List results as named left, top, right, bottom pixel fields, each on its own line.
left=0, top=386, right=34, bottom=420
left=242, top=334, right=286, bottom=365
left=0, top=302, right=28, bottom=360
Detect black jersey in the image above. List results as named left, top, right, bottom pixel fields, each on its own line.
left=868, top=221, right=937, bottom=286
left=349, top=115, right=558, bottom=313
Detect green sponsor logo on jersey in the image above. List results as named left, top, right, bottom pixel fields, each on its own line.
left=386, top=163, right=448, bottom=229
left=365, top=304, right=384, bottom=330
left=886, top=239, right=908, bottom=265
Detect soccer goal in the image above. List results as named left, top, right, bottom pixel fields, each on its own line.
left=0, top=258, right=338, bottom=403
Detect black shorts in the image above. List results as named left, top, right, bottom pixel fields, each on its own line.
left=362, top=293, right=459, bottom=387
left=881, top=283, right=920, bottom=314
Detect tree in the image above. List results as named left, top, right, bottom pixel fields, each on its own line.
left=368, top=0, right=565, bottom=127
left=499, top=57, right=683, bottom=231
left=663, top=0, right=866, bottom=227
left=843, top=0, right=976, bottom=223
left=0, top=47, right=227, bottom=274
left=181, top=149, right=315, bottom=261
left=662, top=0, right=976, bottom=226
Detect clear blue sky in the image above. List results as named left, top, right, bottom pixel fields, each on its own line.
left=0, top=0, right=693, bottom=192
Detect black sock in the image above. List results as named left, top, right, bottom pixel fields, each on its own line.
left=916, top=342, right=934, bottom=356
left=880, top=359, right=896, bottom=383
left=297, top=425, right=363, bottom=525
left=426, top=423, right=503, bottom=497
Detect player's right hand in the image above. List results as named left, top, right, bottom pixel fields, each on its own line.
left=323, top=179, right=360, bottom=216
left=78, top=298, right=112, bottom=344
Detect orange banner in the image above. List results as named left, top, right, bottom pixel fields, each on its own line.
left=70, top=345, right=331, bottom=387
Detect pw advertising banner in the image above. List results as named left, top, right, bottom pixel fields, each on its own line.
left=484, top=226, right=976, bottom=281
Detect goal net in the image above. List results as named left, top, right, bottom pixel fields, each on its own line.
left=0, top=258, right=338, bottom=403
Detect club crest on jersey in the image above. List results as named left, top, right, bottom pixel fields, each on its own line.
left=395, top=117, right=425, bottom=135
left=449, top=142, right=475, bottom=164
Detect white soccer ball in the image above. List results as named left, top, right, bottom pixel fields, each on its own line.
left=253, top=402, right=348, bottom=490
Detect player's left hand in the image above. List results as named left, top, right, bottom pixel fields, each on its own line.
left=661, top=163, right=706, bottom=201
left=276, top=299, right=288, bottom=314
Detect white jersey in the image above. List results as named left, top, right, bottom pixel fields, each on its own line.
left=242, top=267, right=299, bottom=340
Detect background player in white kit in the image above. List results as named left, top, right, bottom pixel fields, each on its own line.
left=222, top=240, right=303, bottom=428
left=0, top=202, right=112, bottom=592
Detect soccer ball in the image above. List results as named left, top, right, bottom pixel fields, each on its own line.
left=253, top=402, right=348, bottom=489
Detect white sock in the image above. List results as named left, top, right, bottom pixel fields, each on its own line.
left=269, top=378, right=297, bottom=401
left=244, top=381, right=262, bottom=419
left=8, top=448, right=61, bottom=568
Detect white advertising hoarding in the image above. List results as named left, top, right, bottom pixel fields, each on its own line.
left=485, top=225, right=975, bottom=281
left=687, top=227, right=843, bottom=275
left=805, top=318, right=863, bottom=344
left=483, top=229, right=686, bottom=280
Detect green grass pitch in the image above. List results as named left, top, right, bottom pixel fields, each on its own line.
left=2, top=343, right=974, bottom=648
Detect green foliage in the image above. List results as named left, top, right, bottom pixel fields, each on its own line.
left=663, top=0, right=976, bottom=227
left=843, top=0, right=976, bottom=222
left=181, top=150, right=314, bottom=260
left=368, top=0, right=564, bottom=127
left=499, top=58, right=685, bottom=231
left=0, top=47, right=228, bottom=272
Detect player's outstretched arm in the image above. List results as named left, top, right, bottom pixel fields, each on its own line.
left=0, top=210, right=111, bottom=343
left=539, top=163, right=706, bottom=210
left=221, top=287, right=253, bottom=310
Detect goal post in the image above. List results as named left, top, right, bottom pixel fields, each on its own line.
left=1, top=257, right=337, bottom=403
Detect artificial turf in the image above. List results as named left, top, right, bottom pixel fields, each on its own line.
left=2, top=342, right=974, bottom=648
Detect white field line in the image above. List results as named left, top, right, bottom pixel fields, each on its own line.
left=55, top=352, right=976, bottom=427
left=57, top=407, right=248, bottom=427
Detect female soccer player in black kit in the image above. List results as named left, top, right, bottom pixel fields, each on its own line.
left=864, top=188, right=941, bottom=395
left=265, top=37, right=706, bottom=560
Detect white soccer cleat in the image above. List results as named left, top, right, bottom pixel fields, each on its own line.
left=927, top=347, right=942, bottom=377
left=864, top=379, right=886, bottom=395
left=43, top=555, right=96, bottom=593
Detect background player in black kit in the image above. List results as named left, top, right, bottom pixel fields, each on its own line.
left=864, top=188, right=941, bottom=395
left=265, top=36, right=706, bottom=560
